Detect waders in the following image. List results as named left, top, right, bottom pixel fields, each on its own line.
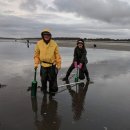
left=31, top=68, right=37, bottom=97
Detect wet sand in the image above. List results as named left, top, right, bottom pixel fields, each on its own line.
left=56, top=40, right=130, bottom=51
left=85, top=41, right=130, bottom=51
left=0, top=41, right=130, bottom=130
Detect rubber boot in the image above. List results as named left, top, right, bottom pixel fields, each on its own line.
left=62, top=76, right=68, bottom=81
left=87, top=77, right=90, bottom=83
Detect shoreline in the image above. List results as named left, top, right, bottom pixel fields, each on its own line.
left=1, top=39, right=130, bottom=51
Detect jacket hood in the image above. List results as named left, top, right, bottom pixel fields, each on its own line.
left=41, top=29, right=52, bottom=44
left=41, top=29, right=51, bottom=36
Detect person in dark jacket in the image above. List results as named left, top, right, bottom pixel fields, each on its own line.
left=62, top=39, right=90, bottom=82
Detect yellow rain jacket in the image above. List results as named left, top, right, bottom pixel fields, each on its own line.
left=34, top=31, right=61, bottom=69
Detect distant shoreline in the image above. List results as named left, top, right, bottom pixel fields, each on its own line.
left=0, top=38, right=130, bottom=51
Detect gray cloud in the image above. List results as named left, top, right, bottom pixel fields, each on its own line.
left=0, top=2, right=6, bottom=6
left=0, top=14, right=129, bottom=39
left=20, top=0, right=57, bottom=12
left=0, top=15, right=41, bottom=37
left=20, top=0, right=44, bottom=11
left=0, top=0, right=130, bottom=38
left=0, top=14, right=76, bottom=38
left=54, top=0, right=130, bottom=25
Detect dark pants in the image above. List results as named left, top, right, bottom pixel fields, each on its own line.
left=66, top=63, right=90, bottom=81
left=40, top=65, right=58, bottom=93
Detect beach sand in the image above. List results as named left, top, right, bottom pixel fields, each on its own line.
left=56, top=40, right=130, bottom=51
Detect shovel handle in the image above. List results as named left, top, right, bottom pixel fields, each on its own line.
left=74, top=67, right=79, bottom=82
left=34, top=68, right=37, bottom=81
left=77, top=67, right=79, bottom=78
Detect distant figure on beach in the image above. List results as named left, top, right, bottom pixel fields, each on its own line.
left=62, top=38, right=90, bottom=82
left=93, top=44, right=97, bottom=48
left=26, top=40, right=30, bottom=48
left=34, top=29, right=61, bottom=95
left=27, top=39, right=29, bottom=43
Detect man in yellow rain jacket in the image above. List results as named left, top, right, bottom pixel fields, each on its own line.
left=34, top=29, right=61, bottom=94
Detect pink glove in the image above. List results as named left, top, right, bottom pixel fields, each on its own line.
left=79, top=63, right=83, bottom=69
left=74, top=61, right=78, bottom=68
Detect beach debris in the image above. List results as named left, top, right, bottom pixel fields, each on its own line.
left=0, top=83, right=7, bottom=88
left=104, top=127, right=108, bottom=130
left=27, top=86, right=31, bottom=91
left=43, top=112, right=47, bottom=115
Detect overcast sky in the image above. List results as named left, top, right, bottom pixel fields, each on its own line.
left=0, top=0, right=130, bottom=39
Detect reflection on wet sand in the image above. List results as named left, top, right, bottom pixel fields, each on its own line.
left=31, top=97, right=38, bottom=122
left=31, top=95, right=61, bottom=130
left=66, top=81, right=89, bottom=121
left=1, top=42, right=130, bottom=129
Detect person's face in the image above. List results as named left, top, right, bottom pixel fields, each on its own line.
left=43, top=34, right=51, bottom=41
left=78, top=43, right=83, bottom=49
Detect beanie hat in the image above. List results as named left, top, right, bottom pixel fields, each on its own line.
left=77, top=39, right=84, bottom=45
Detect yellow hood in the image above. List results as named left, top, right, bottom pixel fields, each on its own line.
left=41, top=29, right=51, bottom=35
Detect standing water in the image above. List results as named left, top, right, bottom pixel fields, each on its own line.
left=0, top=40, right=130, bottom=130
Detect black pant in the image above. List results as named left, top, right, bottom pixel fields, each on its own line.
left=40, top=65, right=58, bottom=93
left=66, top=63, right=90, bottom=80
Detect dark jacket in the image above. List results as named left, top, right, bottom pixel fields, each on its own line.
left=73, top=46, right=88, bottom=64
